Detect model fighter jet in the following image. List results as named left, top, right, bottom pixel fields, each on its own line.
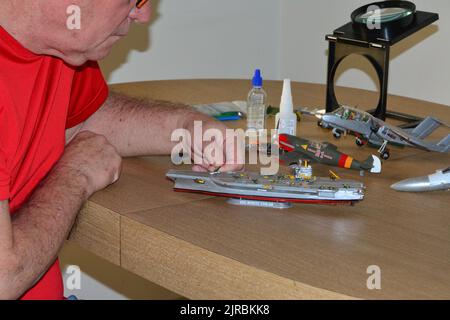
left=319, top=106, right=450, bottom=160
left=391, top=167, right=450, bottom=192
left=278, top=134, right=381, bottom=174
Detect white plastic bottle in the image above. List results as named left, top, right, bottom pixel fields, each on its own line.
left=275, top=79, right=297, bottom=136
left=246, top=69, right=267, bottom=137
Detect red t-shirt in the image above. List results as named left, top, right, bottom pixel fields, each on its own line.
left=0, top=27, right=109, bottom=299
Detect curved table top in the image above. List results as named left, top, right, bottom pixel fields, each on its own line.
left=69, top=80, right=450, bottom=299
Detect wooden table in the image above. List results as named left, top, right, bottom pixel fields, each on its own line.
left=69, top=80, right=450, bottom=299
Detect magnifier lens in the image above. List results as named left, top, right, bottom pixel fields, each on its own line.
left=355, top=7, right=413, bottom=24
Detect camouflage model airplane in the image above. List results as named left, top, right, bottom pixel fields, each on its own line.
left=319, top=106, right=450, bottom=160
left=278, top=134, right=382, bottom=174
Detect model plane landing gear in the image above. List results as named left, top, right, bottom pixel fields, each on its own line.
left=378, top=140, right=390, bottom=160
left=355, top=137, right=366, bottom=147
left=332, top=128, right=343, bottom=139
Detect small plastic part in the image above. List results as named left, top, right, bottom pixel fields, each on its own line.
left=214, top=112, right=242, bottom=121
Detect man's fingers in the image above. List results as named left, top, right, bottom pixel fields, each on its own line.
left=113, top=161, right=122, bottom=183
left=201, top=140, right=226, bottom=169
left=192, top=164, right=209, bottom=172
left=190, top=121, right=246, bottom=173
left=218, top=163, right=244, bottom=173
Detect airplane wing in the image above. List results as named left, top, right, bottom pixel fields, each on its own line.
left=321, top=142, right=338, bottom=150
left=410, top=117, right=450, bottom=139
left=279, top=150, right=313, bottom=166
left=387, top=125, right=446, bottom=152
left=389, top=128, right=430, bottom=149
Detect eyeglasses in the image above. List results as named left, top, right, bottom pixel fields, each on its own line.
left=136, top=0, right=149, bottom=9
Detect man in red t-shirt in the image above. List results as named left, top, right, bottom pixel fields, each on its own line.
left=0, top=1, right=242, bottom=299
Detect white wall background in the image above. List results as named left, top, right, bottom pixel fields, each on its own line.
left=102, top=0, right=281, bottom=83
left=66, top=0, right=449, bottom=300
left=101, top=0, right=450, bottom=106
left=279, top=0, right=450, bottom=106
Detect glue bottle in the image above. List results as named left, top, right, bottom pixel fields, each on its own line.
left=275, top=79, right=297, bottom=136
left=246, top=69, right=267, bottom=139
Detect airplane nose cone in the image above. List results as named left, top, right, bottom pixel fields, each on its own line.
left=391, top=176, right=430, bottom=192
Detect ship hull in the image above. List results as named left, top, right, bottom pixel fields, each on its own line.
left=167, top=170, right=365, bottom=205
left=173, top=188, right=358, bottom=205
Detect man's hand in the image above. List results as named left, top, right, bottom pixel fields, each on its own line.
left=186, top=118, right=244, bottom=173
left=0, top=131, right=122, bottom=299
left=60, top=131, right=122, bottom=196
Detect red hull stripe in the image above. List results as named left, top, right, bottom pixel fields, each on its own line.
left=173, top=188, right=357, bottom=205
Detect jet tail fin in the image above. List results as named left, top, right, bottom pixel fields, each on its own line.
left=410, top=117, right=448, bottom=139
left=362, top=155, right=382, bottom=173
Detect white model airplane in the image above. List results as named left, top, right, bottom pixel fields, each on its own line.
left=391, top=167, right=450, bottom=192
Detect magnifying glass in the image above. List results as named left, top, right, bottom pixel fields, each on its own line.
left=351, top=1, right=416, bottom=30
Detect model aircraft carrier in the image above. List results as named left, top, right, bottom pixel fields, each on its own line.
left=167, top=170, right=365, bottom=205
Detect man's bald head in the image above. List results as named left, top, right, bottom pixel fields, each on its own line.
left=0, top=0, right=151, bottom=66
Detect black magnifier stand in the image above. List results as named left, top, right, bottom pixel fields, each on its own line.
left=325, top=1, right=439, bottom=127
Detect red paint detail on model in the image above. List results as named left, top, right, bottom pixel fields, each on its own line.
left=337, top=154, right=348, bottom=168
left=278, top=134, right=294, bottom=152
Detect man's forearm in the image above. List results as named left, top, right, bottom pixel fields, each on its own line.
left=82, top=91, right=213, bottom=157
left=0, top=164, right=89, bottom=299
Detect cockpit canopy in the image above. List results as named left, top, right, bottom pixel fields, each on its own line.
left=332, top=106, right=371, bottom=123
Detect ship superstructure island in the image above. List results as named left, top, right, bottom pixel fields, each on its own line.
left=167, top=169, right=365, bottom=208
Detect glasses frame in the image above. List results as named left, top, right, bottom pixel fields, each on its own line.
left=136, top=0, right=148, bottom=9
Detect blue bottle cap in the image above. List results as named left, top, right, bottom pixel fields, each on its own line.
left=252, top=69, right=263, bottom=87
